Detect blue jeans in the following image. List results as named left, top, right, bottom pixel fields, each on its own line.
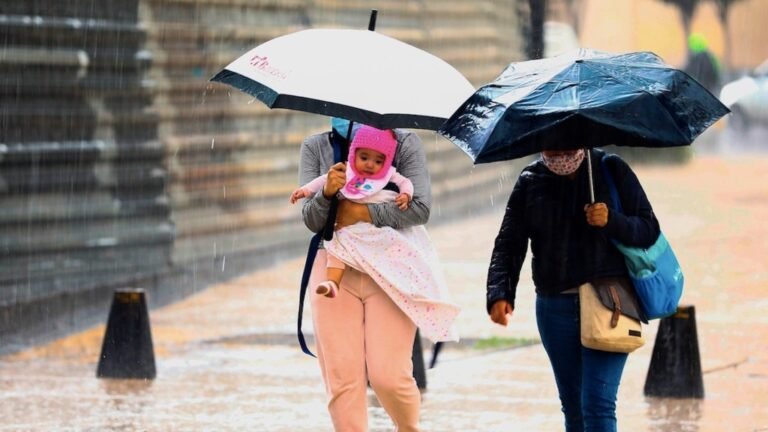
left=536, top=294, right=628, bottom=432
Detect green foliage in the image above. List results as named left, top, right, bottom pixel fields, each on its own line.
left=472, top=336, right=539, bottom=350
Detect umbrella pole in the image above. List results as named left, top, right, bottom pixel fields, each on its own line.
left=321, top=6, right=377, bottom=241
left=586, top=147, right=595, bottom=204
left=322, top=122, right=354, bottom=241
left=343, top=121, right=354, bottom=158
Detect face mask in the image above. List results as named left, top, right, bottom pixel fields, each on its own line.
left=331, top=117, right=353, bottom=136
left=542, top=149, right=585, bottom=176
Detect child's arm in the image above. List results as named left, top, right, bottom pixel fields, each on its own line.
left=390, top=171, right=414, bottom=200
left=290, top=188, right=308, bottom=204
left=291, top=174, right=327, bottom=204
left=390, top=171, right=414, bottom=210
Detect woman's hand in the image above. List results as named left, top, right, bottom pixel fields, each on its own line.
left=585, top=202, right=609, bottom=227
left=323, top=162, right=347, bottom=199
left=490, top=300, right=514, bottom=326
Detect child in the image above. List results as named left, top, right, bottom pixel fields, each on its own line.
left=291, top=125, right=459, bottom=343
left=291, top=125, right=413, bottom=297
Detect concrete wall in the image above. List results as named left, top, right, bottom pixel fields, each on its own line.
left=0, top=0, right=528, bottom=353
left=0, top=0, right=170, bottom=352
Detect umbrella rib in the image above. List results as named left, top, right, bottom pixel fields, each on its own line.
left=272, top=94, right=448, bottom=131
left=496, top=112, right=579, bottom=145
left=481, top=71, right=583, bottom=150
left=579, top=62, right=690, bottom=143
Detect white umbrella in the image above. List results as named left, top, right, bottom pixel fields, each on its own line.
left=211, top=28, right=475, bottom=131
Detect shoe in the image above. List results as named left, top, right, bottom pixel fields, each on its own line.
left=316, top=281, right=338, bottom=298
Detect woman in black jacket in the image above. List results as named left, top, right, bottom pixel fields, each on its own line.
left=487, top=148, right=660, bottom=432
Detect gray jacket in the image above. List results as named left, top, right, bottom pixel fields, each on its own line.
left=299, top=130, right=432, bottom=233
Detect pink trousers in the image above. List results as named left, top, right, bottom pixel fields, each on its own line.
left=310, top=250, right=421, bottom=432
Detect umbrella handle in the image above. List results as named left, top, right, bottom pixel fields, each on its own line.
left=323, top=196, right=339, bottom=241
left=586, top=148, right=595, bottom=204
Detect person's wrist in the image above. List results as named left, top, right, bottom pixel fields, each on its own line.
left=315, top=191, right=332, bottom=204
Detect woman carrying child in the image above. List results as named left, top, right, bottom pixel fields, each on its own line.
left=296, top=120, right=459, bottom=432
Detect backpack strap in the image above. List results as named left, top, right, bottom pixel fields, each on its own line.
left=329, top=130, right=342, bottom=164
left=600, top=154, right=632, bottom=255
left=322, top=131, right=347, bottom=241
left=599, top=154, right=624, bottom=213
left=296, top=132, right=343, bottom=358
left=297, top=232, right=322, bottom=357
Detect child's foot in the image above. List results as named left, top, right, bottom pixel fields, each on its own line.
left=316, top=281, right=338, bottom=298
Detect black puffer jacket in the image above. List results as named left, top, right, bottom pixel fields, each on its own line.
left=486, top=149, right=660, bottom=313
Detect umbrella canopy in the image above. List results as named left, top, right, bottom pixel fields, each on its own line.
left=438, top=48, right=730, bottom=164
left=211, top=28, right=475, bottom=131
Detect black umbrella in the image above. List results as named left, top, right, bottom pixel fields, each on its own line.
left=438, top=49, right=730, bottom=201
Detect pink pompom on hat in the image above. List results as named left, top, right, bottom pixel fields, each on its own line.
left=347, top=125, right=397, bottom=180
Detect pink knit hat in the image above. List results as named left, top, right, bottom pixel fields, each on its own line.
left=347, top=125, right=397, bottom=180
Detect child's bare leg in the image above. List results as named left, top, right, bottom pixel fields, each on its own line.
left=326, top=266, right=345, bottom=287
left=317, top=255, right=345, bottom=298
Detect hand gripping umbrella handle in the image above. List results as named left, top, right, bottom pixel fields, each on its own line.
left=323, top=121, right=354, bottom=241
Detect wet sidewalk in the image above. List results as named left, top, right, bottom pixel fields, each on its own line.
left=2, top=154, right=768, bottom=431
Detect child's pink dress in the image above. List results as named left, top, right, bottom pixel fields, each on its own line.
left=301, top=169, right=460, bottom=343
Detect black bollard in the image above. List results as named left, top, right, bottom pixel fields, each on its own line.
left=412, top=330, right=427, bottom=390
left=644, top=305, right=704, bottom=398
left=96, top=288, right=156, bottom=379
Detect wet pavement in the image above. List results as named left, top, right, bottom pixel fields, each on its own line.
left=2, top=150, right=768, bottom=431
